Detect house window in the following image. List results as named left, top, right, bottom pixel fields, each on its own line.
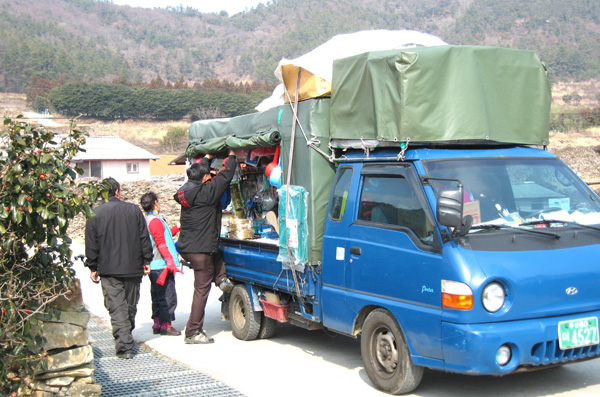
left=79, top=161, right=102, bottom=178
left=126, top=162, right=139, bottom=174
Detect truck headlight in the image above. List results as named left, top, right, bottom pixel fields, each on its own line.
left=482, top=282, right=505, bottom=313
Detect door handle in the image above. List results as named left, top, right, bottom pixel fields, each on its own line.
left=350, top=246, right=361, bottom=256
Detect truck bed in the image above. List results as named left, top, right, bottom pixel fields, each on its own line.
left=219, top=237, right=320, bottom=307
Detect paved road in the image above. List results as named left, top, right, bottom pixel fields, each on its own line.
left=71, top=243, right=600, bottom=397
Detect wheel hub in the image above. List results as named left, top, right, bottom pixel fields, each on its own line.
left=375, top=331, right=398, bottom=373
left=232, top=298, right=246, bottom=328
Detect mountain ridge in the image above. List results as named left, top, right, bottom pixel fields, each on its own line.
left=1, top=0, right=599, bottom=92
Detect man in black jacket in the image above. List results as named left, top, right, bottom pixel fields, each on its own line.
left=174, top=150, right=236, bottom=344
left=85, top=177, right=152, bottom=359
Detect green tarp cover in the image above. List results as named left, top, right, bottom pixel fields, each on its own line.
left=330, top=45, right=551, bottom=145
left=187, top=99, right=335, bottom=264
left=185, top=109, right=283, bottom=157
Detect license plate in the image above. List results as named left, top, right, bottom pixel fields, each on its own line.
left=558, top=317, right=599, bottom=350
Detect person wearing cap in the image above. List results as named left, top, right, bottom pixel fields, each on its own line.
left=174, top=149, right=236, bottom=344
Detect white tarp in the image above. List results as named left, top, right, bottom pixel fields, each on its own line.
left=256, top=29, right=447, bottom=111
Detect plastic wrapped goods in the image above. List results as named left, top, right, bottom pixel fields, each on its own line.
left=277, top=185, right=309, bottom=272
left=228, top=218, right=254, bottom=240
left=230, top=181, right=246, bottom=219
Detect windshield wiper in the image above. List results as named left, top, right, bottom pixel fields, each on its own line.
left=520, top=219, right=600, bottom=233
left=470, top=224, right=560, bottom=239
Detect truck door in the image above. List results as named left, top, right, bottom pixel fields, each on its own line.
left=347, top=163, right=443, bottom=360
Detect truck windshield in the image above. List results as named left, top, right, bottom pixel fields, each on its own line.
left=424, top=157, right=600, bottom=228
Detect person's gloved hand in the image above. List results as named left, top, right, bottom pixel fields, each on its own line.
left=166, top=259, right=183, bottom=275
left=156, top=268, right=168, bottom=286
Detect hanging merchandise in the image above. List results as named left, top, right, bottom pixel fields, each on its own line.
left=277, top=185, right=308, bottom=272
left=230, top=181, right=246, bottom=219
left=269, top=165, right=282, bottom=188
left=265, top=146, right=280, bottom=177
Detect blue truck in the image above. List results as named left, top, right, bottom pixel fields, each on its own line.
left=181, top=46, right=600, bottom=394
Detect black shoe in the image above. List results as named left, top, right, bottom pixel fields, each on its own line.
left=184, top=330, right=214, bottom=344
left=217, top=277, right=234, bottom=293
left=161, top=326, right=182, bottom=336
left=153, top=328, right=161, bottom=335
left=116, top=351, right=134, bottom=359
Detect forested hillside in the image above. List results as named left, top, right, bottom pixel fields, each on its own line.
left=1, top=0, right=599, bottom=93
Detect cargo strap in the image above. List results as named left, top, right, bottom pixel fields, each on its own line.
left=284, top=68, right=305, bottom=305
left=282, top=84, right=334, bottom=164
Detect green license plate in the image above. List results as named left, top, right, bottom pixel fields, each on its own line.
left=558, top=317, right=599, bottom=350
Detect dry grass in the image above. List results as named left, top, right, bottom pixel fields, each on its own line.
left=552, top=79, right=600, bottom=107
left=0, top=93, right=28, bottom=117
left=0, top=93, right=189, bottom=154
left=80, top=119, right=190, bottom=154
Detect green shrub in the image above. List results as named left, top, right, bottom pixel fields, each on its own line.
left=161, top=126, right=188, bottom=153
left=0, top=116, right=107, bottom=394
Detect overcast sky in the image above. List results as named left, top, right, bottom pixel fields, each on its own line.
left=111, top=0, right=265, bottom=16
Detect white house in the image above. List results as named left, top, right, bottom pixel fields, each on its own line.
left=73, top=136, right=159, bottom=182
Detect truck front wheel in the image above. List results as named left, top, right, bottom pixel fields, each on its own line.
left=361, top=309, right=423, bottom=395
left=229, top=285, right=262, bottom=341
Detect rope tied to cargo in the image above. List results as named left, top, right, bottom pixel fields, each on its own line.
left=360, top=137, right=371, bottom=158
left=282, top=83, right=334, bottom=164
left=285, top=68, right=305, bottom=305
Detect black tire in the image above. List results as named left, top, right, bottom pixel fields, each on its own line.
left=258, top=314, right=277, bottom=339
left=229, top=285, right=262, bottom=341
left=361, top=309, right=423, bottom=395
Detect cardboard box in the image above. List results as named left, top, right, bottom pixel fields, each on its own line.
left=281, top=65, right=331, bottom=103
left=264, top=292, right=280, bottom=305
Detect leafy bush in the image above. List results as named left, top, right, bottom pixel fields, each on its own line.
left=161, top=126, right=188, bottom=153
left=549, top=111, right=589, bottom=132
left=0, top=116, right=106, bottom=393
left=580, top=107, right=600, bottom=126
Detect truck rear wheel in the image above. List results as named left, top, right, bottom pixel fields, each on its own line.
left=258, top=315, right=277, bottom=339
left=229, top=284, right=262, bottom=341
left=361, top=309, right=423, bottom=395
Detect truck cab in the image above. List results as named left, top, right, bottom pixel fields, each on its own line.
left=320, top=145, right=600, bottom=392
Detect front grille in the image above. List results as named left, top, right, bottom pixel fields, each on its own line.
left=530, top=339, right=600, bottom=365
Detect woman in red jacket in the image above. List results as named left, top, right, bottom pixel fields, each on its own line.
left=140, top=192, right=183, bottom=336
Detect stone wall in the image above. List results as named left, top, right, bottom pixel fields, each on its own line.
left=15, top=279, right=102, bottom=396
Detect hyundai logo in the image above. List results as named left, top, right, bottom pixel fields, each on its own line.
left=565, top=287, right=578, bottom=295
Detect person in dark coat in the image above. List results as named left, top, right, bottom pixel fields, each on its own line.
left=85, top=177, right=153, bottom=359
left=174, top=150, right=236, bottom=344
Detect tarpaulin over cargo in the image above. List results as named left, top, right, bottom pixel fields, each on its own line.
left=185, top=110, right=283, bottom=157
left=186, top=99, right=335, bottom=264
left=257, top=29, right=447, bottom=111
left=330, top=46, right=551, bottom=146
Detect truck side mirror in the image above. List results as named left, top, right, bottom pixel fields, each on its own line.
left=437, top=189, right=463, bottom=229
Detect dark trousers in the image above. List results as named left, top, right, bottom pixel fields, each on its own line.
left=181, top=252, right=227, bottom=338
left=149, top=270, right=177, bottom=323
left=100, top=276, right=142, bottom=354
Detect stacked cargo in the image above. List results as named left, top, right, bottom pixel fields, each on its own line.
left=181, top=31, right=551, bottom=268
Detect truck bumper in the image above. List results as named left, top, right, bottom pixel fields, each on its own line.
left=440, top=309, right=600, bottom=375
